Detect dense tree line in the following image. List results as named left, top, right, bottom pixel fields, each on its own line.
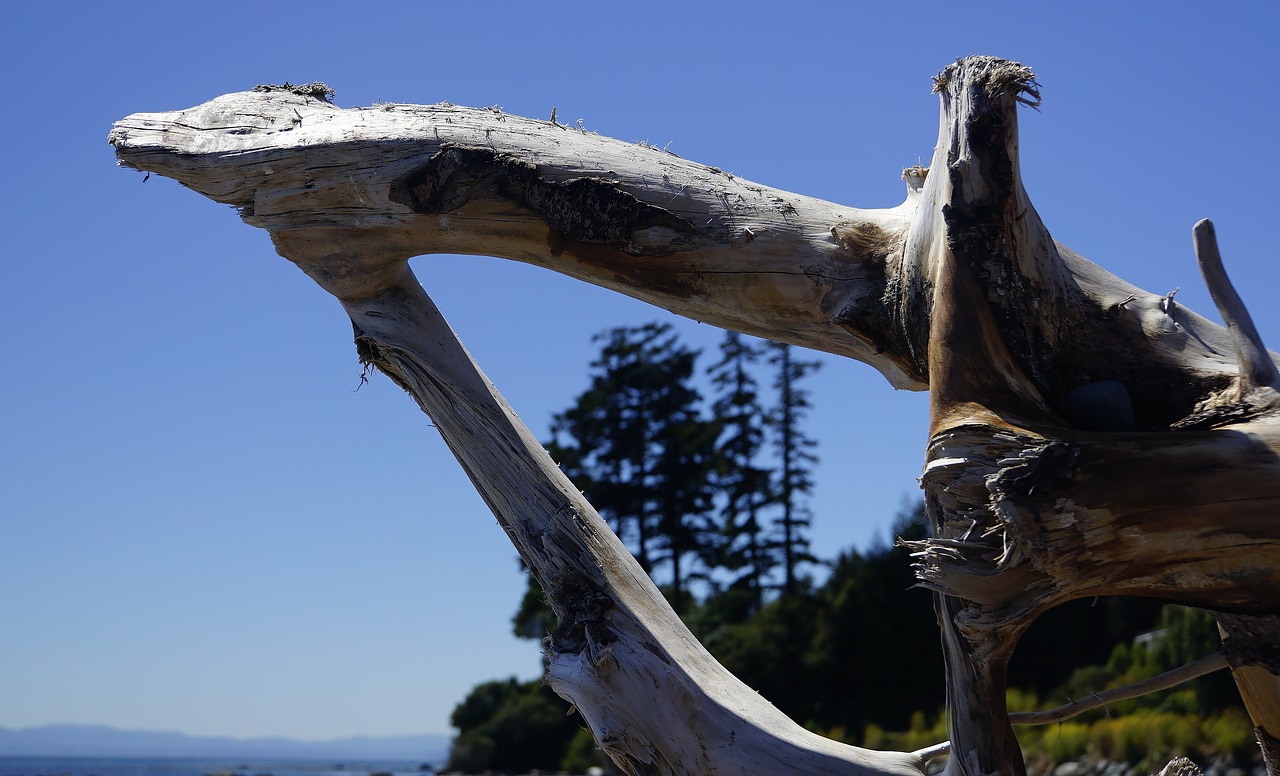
left=447, top=325, right=1248, bottom=774
left=521, top=324, right=822, bottom=622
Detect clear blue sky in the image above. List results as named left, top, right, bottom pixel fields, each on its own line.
left=2, top=0, right=1276, bottom=743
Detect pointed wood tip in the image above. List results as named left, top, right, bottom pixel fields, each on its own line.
left=1193, top=217, right=1215, bottom=243
left=1193, top=217, right=1280, bottom=396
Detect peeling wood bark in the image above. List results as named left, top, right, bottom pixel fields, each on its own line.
left=111, top=57, right=1280, bottom=775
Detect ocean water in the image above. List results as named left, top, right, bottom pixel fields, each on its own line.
left=0, top=758, right=432, bottom=776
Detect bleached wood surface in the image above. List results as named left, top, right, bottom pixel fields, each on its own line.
left=110, top=86, right=924, bottom=389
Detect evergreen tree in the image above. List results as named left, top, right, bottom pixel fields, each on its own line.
left=766, top=341, right=821, bottom=595
left=650, top=397, right=721, bottom=613
left=511, top=564, right=555, bottom=641
left=548, top=324, right=662, bottom=570
left=446, top=677, right=583, bottom=773
left=707, top=331, right=777, bottom=609
left=548, top=322, right=718, bottom=613
left=804, top=505, right=944, bottom=734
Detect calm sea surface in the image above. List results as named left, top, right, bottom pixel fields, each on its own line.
left=0, top=758, right=431, bottom=776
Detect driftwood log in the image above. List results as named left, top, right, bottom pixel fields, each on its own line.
left=111, top=58, right=1280, bottom=776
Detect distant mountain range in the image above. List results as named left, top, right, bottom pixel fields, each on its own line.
left=0, top=724, right=449, bottom=761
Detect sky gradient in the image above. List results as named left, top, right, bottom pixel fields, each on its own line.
left=3, top=0, right=1277, bottom=742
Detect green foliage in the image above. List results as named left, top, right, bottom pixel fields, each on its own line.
left=445, top=677, right=584, bottom=773
left=560, top=726, right=611, bottom=773
left=1012, top=709, right=1256, bottom=772
left=1093, top=711, right=1210, bottom=767
left=511, top=571, right=555, bottom=641
left=685, top=503, right=943, bottom=736
left=1037, top=721, right=1092, bottom=763
left=857, top=709, right=949, bottom=753
left=457, top=502, right=945, bottom=773
left=449, top=676, right=522, bottom=733
left=1150, top=606, right=1239, bottom=711
left=1015, top=604, right=1254, bottom=769
left=1008, top=597, right=1163, bottom=695
left=841, top=598, right=1257, bottom=770
left=696, top=586, right=823, bottom=721
left=802, top=503, right=942, bottom=733
left=1203, top=708, right=1257, bottom=760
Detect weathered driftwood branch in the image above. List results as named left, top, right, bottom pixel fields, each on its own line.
left=109, top=84, right=924, bottom=389
left=111, top=59, right=1280, bottom=776
left=1194, top=219, right=1280, bottom=398
left=1010, top=651, right=1230, bottom=728
left=914, top=649, right=1232, bottom=763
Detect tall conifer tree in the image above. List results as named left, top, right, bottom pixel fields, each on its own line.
left=548, top=323, right=718, bottom=613
left=707, top=331, right=777, bottom=609
left=766, top=342, right=821, bottom=596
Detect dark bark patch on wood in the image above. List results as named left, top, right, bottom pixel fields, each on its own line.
left=989, top=441, right=1078, bottom=499
left=1257, top=726, right=1280, bottom=776
left=252, top=81, right=335, bottom=102
left=834, top=298, right=927, bottom=386
left=1062, top=380, right=1138, bottom=432
left=830, top=222, right=930, bottom=382
left=1219, top=614, right=1280, bottom=673
left=391, top=145, right=698, bottom=255
left=950, top=238, right=1221, bottom=430
left=569, top=249, right=705, bottom=300
left=548, top=570, right=617, bottom=657
left=831, top=222, right=896, bottom=262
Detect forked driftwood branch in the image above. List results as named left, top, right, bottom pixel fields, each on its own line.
left=112, top=58, right=1280, bottom=775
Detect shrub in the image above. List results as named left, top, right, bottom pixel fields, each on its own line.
left=1040, top=721, right=1091, bottom=762
left=1203, top=708, right=1255, bottom=761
